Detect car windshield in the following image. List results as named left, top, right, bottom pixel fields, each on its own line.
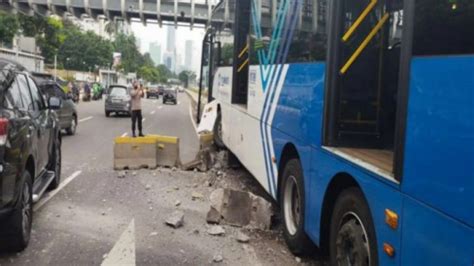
left=110, top=87, right=127, bottom=96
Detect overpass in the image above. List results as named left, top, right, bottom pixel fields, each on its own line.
left=1, top=0, right=228, bottom=28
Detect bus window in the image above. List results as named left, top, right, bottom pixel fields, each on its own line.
left=325, top=0, right=405, bottom=176
left=287, top=0, right=328, bottom=63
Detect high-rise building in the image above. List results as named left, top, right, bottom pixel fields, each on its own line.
left=149, top=42, right=162, bottom=66
left=184, top=40, right=193, bottom=71
left=163, top=51, right=174, bottom=72
left=166, top=26, right=176, bottom=53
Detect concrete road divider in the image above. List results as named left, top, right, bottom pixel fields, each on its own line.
left=114, top=135, right=180, bottom=170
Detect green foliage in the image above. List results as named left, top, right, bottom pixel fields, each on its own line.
left=59, top=29, right=113, bottom=71
left=0, top=11, right=20, bottom=47
left=36, top=16, right=66, bottom=64
left=178, top=70, right=196, bottom=88
left=112, top=33, right=144, bottom=73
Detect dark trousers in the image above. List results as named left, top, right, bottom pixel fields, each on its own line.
left=131, top=110, right=143, bottom=134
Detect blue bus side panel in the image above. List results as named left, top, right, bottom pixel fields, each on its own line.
left=272, top=63, right=326, bottom=147
left=402, top=56, right=474, bottom=227
left=308, top=149, right=402, bottom=266
left=401, top=196, right=474, bottom=265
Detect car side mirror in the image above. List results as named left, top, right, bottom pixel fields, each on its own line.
left=49, top=97, right=62, bottom=110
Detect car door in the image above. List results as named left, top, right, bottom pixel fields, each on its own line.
left=1, top=76, right=30, bottom=207
left=55, top=84, right=74, bottom=127
left=16, top=74, right=43, bottom=175
left=26, top=75, right=53, bottom=174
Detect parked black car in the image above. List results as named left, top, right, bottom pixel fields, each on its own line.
left=37, top=81, right=78, bottom=135
left=0, top=60, right=62, bottom=252
left=162, top=87, right=177, bottom=105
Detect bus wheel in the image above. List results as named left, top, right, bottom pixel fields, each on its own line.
left=330, top=188, right=378, bottom=266
left=280, top=158, right=313, bottom=255
left=213, top=111, right=225, bottom=149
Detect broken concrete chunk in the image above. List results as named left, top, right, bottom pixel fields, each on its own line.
left=117, top=172, right=126, bottom=179
left=235, top=231, right=250, bottom=243
left=175, top=200, right=181, bottom=207
left=207, top=188, right=273, bottom=230
left=191, top=192, right=204, bottom=201
left=145, top=184, right=152, bottom=190
left=206, top=207, right=221, bottom=224
left=207, top=225, right=225, bottom=236
left=149, top=232, right=158, bottom=237
left=165, top=210, right=184, bottom=228
left=212, top=254, right=223, bottom=263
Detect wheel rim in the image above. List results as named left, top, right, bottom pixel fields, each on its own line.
left=70, top=118, right=76, bottom=133
left=335, top=212, right=371, bottom=266
left=21, top=183, right=32, bottom=239
left=283, top=175, right=301, bottom=235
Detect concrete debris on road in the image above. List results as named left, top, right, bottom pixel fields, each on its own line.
left=174, top=200, right=181, bottom=206
left=295, top=257, right=302, bottom=263
left=117, top=172, right=127, bottom=179
left=212, top=254, right=223, bottom=263
left=207, top=225, right=226, bottom=236
left=145, top=184, right=152, bottom=190
left=206, top=207, right=221, bottom=224
left=191, top=192, right=204, bottom=201
left=149, top=232, right=158, bottom=237
left=235, top=231, right=250, bottom=243
left=165, top=210, right=184, bottom=228
left=207, top=188, right=273, bottom=230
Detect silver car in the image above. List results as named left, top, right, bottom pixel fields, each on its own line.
left=105, top=85, right=131, bottom=117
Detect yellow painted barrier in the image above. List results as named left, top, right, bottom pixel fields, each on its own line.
left=113, top=135, right=180, bottom=170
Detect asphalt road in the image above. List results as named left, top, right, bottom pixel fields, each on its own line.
left=0, top=93, right=324, bottom=266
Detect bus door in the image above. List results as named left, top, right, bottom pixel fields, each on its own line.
left=231, top=0, right=251, bottom=106
left=198, top=31, right=215, bottom=123
left=325, top=0, right=405, bottom=151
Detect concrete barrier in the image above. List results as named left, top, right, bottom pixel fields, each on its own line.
left=114, top=135, right=180, bottom=170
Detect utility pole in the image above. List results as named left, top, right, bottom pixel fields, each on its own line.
left=54, top=54, right=57, bottom=82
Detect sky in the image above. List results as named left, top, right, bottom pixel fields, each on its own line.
left=131, top=21, right=206, bottom=74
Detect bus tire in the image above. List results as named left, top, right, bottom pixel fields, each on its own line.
left=213, top=111, right=225, bottom=149
left=330, top=187, right=378, bottom=266
left=280, top=158, right=313, bottom=255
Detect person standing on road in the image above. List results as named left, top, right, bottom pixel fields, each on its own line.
left=130, top=82, right=145, bottom=137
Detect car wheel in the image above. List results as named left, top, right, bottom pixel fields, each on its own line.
left=48, top=140, right=61, bottom=190
left=280, top=158, right=313, bottom=255
left=66, top=115, right=77, bottom=135
left=330, top=188, right=378, bottom=266
left=0, top=171, right=33, bottom=252
left=213, top=111, right=225, bottom=149
left=105, top=111, right=110, bottom=117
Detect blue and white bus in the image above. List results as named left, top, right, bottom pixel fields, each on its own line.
left=198, top=0, right=473, bottom=265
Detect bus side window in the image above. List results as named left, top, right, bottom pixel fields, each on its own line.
left=413, top=0, right=474, bottom=56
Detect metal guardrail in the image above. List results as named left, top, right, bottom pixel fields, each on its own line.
left=0, top=47, right=44, bottom=72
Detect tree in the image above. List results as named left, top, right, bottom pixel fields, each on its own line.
left=0, top=11, right=19, bottom=47
left=113, top=33, right=144, bottom=73
left=156, top=64, right=173, bottom=83
left=178, top=70, right=196, bottom=88
left=37, top=16, right=66, bottom=64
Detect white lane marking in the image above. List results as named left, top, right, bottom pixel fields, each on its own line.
left=78, top=116, right=93, bottom=123
left=34, top=170, right=82, bottom=211
left=121, top=132, right=128, bottom=137
left=150, top=110, right=156, bottom=115
left=102, top=219, right=136, bottom=266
